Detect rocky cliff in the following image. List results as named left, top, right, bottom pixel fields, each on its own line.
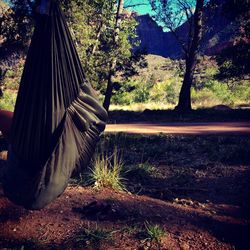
left=135, top=0, right=240, bottom=58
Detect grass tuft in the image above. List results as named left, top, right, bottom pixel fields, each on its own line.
left=76, top=223, right=113, bottom=245
left=90, top=148, right=125, bottom=191
left=143, top=221, right=165, bottom=243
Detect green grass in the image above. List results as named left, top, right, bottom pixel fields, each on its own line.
left=125, top=163, right=156, bottom=175
left=93, top=133, right=250, bottom=199
left=89, top=148, right=125, bottom=191
left=123, top=163, right=160, bottom=186
left=76, top=225, right=113, bottom=244
left=139, top=221, right=166, bottom=244
left=72, top=223, right=116, bottom=249
left=99, top=133, right=250, bottom=167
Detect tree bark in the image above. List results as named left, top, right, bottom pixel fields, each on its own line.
left=103, top=0, right=124, bottom=111
left=175, top=0, right=204, bottom=112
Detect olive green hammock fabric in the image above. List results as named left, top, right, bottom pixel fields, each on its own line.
left=2, top=0, right=107, bottom=210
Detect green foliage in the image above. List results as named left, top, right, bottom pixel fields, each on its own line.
left=90, top=149, right=125, bottom=191
left=4, top=60, right=24, bottom=90
left=2, top=0, right=142, bottom=103
left=216, top=40, right=250, bottom=80
left=126, top=163, right=156, bottom=175
left=216, top=17, right=250, bottom=80
left=231, top=82, right=250, bottom=103
left=133, top=81, right=151, bottom=103
left=111, top=80, right=135, bottom=105
left=0, top=91, right=16, bottom=111
left=111, top=54, right=250, bottom=109
left=2, top=0, right=34, bottom=49
left=149, top=78, right=180, bottom=105
left=112, top=73, right=181, bottom=106
left=191, top=88, right=220, bottom=108
left=60, top=0, right=141, bottom=95
left=192, top=79, right=234, bottom=107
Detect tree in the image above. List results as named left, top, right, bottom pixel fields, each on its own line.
left=61, top=0, right=143, bottom=111
left=216, top=0, right=250, bottom=80
left=103, top=0, right=124, bottom=111
left=1, top=0, right=142, bottom=110
left=221, top=0, right=250, bottom=20
left=0, top=0, right=33, bottom=56
left=216, top=24, right=250, bottom=80
left=150, top=0, right=205, bottom=112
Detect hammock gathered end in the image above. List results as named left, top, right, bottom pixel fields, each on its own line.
left=2, top=0, right=107, bottom=210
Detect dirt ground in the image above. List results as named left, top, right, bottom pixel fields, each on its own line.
left=105, top=122, right=250, bottom=135
left=0, top=132, right=250, bottom=250
left=0, top=182, right=249, bottom=250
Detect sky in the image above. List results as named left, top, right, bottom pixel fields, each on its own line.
left=2, top=0, right=153, bottom=15
left=124, top=0, right=153, bottom=15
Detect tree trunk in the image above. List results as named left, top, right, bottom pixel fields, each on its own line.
left=103, top=0, right=124, bottom=111
left=175, top=0, right=204, bottom=112
left=103, top=70, right=115, bottom=111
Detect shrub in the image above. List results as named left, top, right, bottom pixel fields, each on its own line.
left=149, top=77, right=181, bottom=105
left=0, top=91, right=16, bottom=111
left=191, top=88, right=220, bottom=108
left=3, top=59, right=24, bottom=91
left=231, top=82, right=250, bottom=104
left=207, top=80, right=233, bottom=104
left=133, top=81, right=151, bottom=103
left=149, top=81, right=167, bottom=102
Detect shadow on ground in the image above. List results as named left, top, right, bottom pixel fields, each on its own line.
left=108, top=108, right=250, bottom=123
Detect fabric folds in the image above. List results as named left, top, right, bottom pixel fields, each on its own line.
left=2, top=0, right=107, bottom=209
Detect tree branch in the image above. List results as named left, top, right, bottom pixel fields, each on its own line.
left=124, top=3, right=148, bottom=9
left=27, top=0, right=35, bottom=10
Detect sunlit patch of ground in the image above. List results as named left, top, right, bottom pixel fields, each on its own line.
left=105, top=122, right=250, bottom=135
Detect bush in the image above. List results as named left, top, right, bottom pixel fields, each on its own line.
left=231, top=82, right=250, bottom=104
left=112, top=90, right=133, bottom=105
left=0, top=91, right=16, bottom=111
left=110, top=56, right=249, bottom=109
left=165, top=81, right=178, bottom=104
left=149, top=82, right=166, bottom=102
left=3, top=59, right=24, bottom=91
left=191, top=88, right=221, bottom=108
left=192, top=79, right=237, bottom=107
left=207, top=80, right=233, bottom=104
left=149, top=77, right=181, bottom=105
left=111, top=80, right=136, bottom=105
left=133, top=81, right=151, bottom=103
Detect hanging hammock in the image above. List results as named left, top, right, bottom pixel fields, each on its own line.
left=2, top=0, right=107, bottom=210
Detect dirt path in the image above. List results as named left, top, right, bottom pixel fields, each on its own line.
left=105, top=122, right=250, bottom=135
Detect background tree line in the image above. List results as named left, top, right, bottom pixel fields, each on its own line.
left=0, top=0, right=249, bottom=112
left=0, top=0, right=145, bottom=111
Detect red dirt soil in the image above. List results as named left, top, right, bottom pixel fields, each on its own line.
left=0, top=184, right=249, bottom=250
left=105, top=122, right=250, bottom=135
